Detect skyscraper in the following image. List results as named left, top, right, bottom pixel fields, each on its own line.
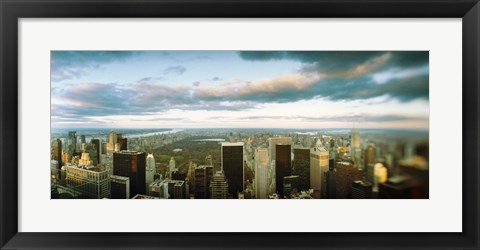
left=169, top=157, right=176, bottom=175
left=322, top=158, right=337, bottom=199
left=146, top=153, right=156, bottom=191
left=51, top=139, right=63, bottom=177
left=90, top=139, right=101, bottom=164
left=310, top=146, right=329, bottom=192
left=275, top=144, right=291, bottom=197
left=378, top=175, right=423, bottom=199
left=352, top=180, right=373, bottom=199
left=364, top=144, right=376, bottom=169
left=194, top=165, right=214, bottom=199
left=113, top=150, right=146, bottom=198
left=83, top=143, right=98, bottom=165
left=210, top=170, right=229, bottom=199
left=268, top=137, right=292, bottom=163
left=110, top=175, right=130, bottom=199
left=65, top=164, right=110, bottom=199
left=254, top=148, right=269, bottom=199
left=293, top=147, right=310, bottom=191
left=221, top=142, right=244, bottom=198
left=283, top=175, right=300, bottom=198
left=335, top=161, right=364, bottom=199
left=351, top=129, right=362, bottom=169
left=147, top=179, right=186, bottom=199
left=373, top=162, right=388, bottom=192
left=108, top=130, right=117, bottom=151
left=68, top=131, right=77, bottom=154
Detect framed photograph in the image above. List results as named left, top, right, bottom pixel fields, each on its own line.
left=1, top=0, right=478, bottom=249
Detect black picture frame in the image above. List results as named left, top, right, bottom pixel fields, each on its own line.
left=1, top=0, right=479, bottom=249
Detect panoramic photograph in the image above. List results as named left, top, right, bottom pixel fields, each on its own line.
left=50, top=51, right=429, bottom=199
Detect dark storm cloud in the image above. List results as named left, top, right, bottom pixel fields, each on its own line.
left=194, top=73, right=428, bottom=103
left=309, top=75, right=429, bottom=102
left=189, top=51, right=430, bottom=103
left=51, top=51, right=137, bottom=81
left=238, top=51, right=428, bottom=75
left=163, top=66, right=187, bottom=75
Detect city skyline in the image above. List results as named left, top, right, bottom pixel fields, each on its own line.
left=51, top=51, right=429, bottom=129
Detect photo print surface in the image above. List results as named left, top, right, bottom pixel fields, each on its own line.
left=50, top=51, right=429, bottom=199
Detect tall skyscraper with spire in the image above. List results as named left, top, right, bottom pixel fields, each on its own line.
left=146, top=153, right=156, bottom=191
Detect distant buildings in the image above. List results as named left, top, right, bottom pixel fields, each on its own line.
left=117, top=134, right=127, bottom=151
left=68, top=131, right=77, bottom=154
left=169, top=157, right=176, bottom=178
left=83, top=143, right=98, bottom=165
left=373, top=163, right=388, bottom=192
left=90, top=139, right=101, bottom=164
left=107, top=130, right=118, bottom=151
left=51, top=128, right=428, bottom=200
left=113, top=150, right=146, bottom=198
left=364, top=144, right=376, bottom=167
left=351, top=129, right=361, bottom=169
left=221, top=142, right=244, bottom=198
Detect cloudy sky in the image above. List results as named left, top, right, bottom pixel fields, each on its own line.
left=51, top=51, right=429, bottom=129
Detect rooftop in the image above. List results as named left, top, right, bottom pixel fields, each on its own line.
left=111, top=175, right=129, bottom=181
left=221, top=142, right=244, bottom=146
left=115, top=150, right=144, bottom=155
left=66, top=163, right=106, bottom=173
left=131, top=194, right=159, bottom=199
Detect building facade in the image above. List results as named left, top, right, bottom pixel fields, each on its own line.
left=110, top=175, right=130, bottom=199
left=221, top=142, right=244, bottom=198
left=210, top=170, right=229, bottom=199
left=275, top=144, right=291, bottom=197
left=310, top=146, right=329, bottom=192
left=254, top=148, right=269, bottom=199
left=65, top=164, right=110, bottom=199
left=293, top=147, right=310, bottom=191
left=146, top=153, right=156, bottom=191
left=113, top=150, right=146, bottom=198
